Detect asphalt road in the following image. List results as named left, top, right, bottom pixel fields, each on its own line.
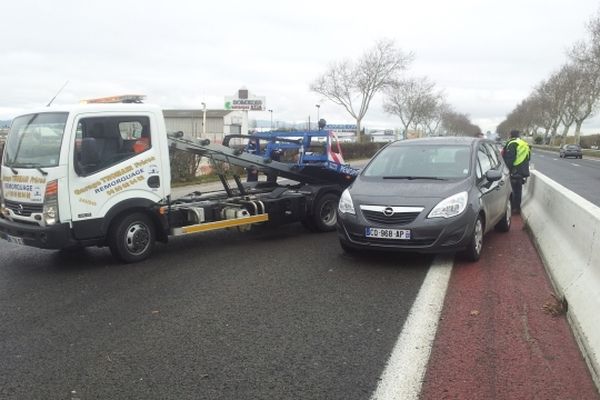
left=0, top=224, right=432, bottom=399
left=531, top=149, right=600, bottom=207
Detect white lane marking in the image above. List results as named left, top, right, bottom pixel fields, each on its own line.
left=571, top=163, right=580, bottom=167
left=370, top=255, right=453, bottom=400
left=552, top=158, right=559, bottom=161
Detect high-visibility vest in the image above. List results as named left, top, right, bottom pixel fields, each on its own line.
left=507, top=138, right=530, bottom=166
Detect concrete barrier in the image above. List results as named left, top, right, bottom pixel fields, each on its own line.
left=522, top=171, right=600, bottom=385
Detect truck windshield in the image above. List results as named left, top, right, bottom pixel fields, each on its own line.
left=3, top=112, right=68, bottom=168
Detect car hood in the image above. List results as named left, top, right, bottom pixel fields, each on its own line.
left=349, top=177, right=471, bottom=205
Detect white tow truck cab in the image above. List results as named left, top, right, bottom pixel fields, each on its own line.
left=0, top=97, right=351, bottom=262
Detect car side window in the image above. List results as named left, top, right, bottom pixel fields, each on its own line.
left=477, top=147, right=492, bottom=179
left=483, top=143, right=500, bottom=168
left=74, top=116, right=151, bottom=176
left=475, top=155, right=483, bottom=179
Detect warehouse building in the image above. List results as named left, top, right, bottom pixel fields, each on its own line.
left=163, top=109, right=248, bottom=144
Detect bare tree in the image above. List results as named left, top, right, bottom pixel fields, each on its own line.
left=566, top=64, right=600, bottom=143
left=311, top=39, right=412, bottom=142
left=534, top=73, right=569, bottom=144
left=441, top=110, right=480, bottom=137
left=420, top=101, right=451, bottom=136
left=499, top=10, right=600, bottom=145
left=568, top=15, right=600, bottom=144
left=417, top=97, right=447, bottom=136
left=571, top=10, right=600, bottom=68
left=383, top=77, right=440, bottom=138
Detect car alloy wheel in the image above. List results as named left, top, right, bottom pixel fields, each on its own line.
left=495, top=200, right=511, bottom=232
left=463, top=216, right=484, bottom=262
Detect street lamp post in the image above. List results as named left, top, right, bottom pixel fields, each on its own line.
left=315, top=104, right=320, bottom=130
left=201, top=102, right=207, bottom=138
left=268, top=109, right=273, bottom=130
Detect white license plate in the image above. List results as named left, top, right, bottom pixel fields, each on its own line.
left=365, top=227, right=411, bottom=240
left=6, top=234, right=24, bottom=245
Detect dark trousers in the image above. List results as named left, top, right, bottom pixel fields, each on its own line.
left=510, top=176, right=523, bottom=211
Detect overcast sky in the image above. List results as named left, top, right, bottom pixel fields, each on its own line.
left=2, top=0, right=599, bottom=134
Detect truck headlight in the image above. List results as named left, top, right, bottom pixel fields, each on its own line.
left=45, top=205, right=57, bottom=219
left=338, top=188, right=355, bottom=215
left=43, top=180, right=59, bottom=225
left=0, top=183, right=5, bottom=217
left=428, top=191, right=468, bottom=219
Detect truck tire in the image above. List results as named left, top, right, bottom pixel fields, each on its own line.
left=108, top=212, right=155, bottom=263
left=311, top=193, right=339, bottom=232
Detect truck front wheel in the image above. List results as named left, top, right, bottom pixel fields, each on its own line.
left=108, top=212, right=156, bottom=263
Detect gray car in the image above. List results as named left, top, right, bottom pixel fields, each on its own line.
left=337, top=137, right=512, bottom=261
left=559, top=144, right=583, bottom=159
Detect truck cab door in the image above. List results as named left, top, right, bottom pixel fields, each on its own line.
left=67, top=113, right=165, bottom=240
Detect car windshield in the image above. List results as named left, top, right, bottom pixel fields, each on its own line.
left=363, top=144, right=471, bottom=179
left=566, top=145, right=580, bottom=149
left=3, top=112, right=68, bottom=168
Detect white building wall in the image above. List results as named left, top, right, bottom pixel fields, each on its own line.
left=164, top=110, right=248, bottom=144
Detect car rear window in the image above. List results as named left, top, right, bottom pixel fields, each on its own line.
left=363, top=144, right=471, bottom=179
left=566, top=145, right=580, bottom=149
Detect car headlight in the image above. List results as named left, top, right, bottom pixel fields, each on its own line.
left=428, top=191, right=468, bottom=219
left=338, top=188, right=355, bottom=215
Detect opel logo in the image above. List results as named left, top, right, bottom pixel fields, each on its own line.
left=383, top=207, right=394, bottom=217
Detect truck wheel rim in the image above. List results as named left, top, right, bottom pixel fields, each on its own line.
left=125, top=222, right=150, bottom=255
left=320, top=200, right=337, bottom=227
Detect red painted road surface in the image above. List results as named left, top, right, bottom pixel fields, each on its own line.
left=421, top=216, right=599, bottom=400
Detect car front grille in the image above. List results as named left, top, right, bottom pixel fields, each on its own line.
left=361, top=210, right=420, bottom=225
left=4, top=200, right=43, bottom=217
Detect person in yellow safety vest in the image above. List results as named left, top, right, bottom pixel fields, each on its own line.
left=502, top=129, right=531, bottom=213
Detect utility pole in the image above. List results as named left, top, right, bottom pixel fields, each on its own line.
left=201, top=102, right=207, bottom=138
left=268, top=109, right=273, bottom=130
left=315, top=104, right=320, bottom=129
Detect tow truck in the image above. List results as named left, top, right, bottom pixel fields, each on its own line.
left=0, top=95, right=359, bottom=262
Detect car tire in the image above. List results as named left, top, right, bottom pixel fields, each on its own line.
left=462, top=215, right=484, bottom=262
left=108, top=212, right=155, bottom=263
left=310, top=193, right=339, bottom=232
left=495, top=199, right=511, bottom=232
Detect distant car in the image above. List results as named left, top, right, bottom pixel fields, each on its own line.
left=337, top=137, right=512, bottom=261
left=559, top=144, right=583, bottom=159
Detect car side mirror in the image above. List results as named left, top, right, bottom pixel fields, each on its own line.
left=485, top=169, right=502, bottom=182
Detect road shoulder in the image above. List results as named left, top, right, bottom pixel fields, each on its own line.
left=420, top=216, right=599, bottom=399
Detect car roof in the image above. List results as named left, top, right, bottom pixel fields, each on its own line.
left=388, top=136, right=484, bottom=148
